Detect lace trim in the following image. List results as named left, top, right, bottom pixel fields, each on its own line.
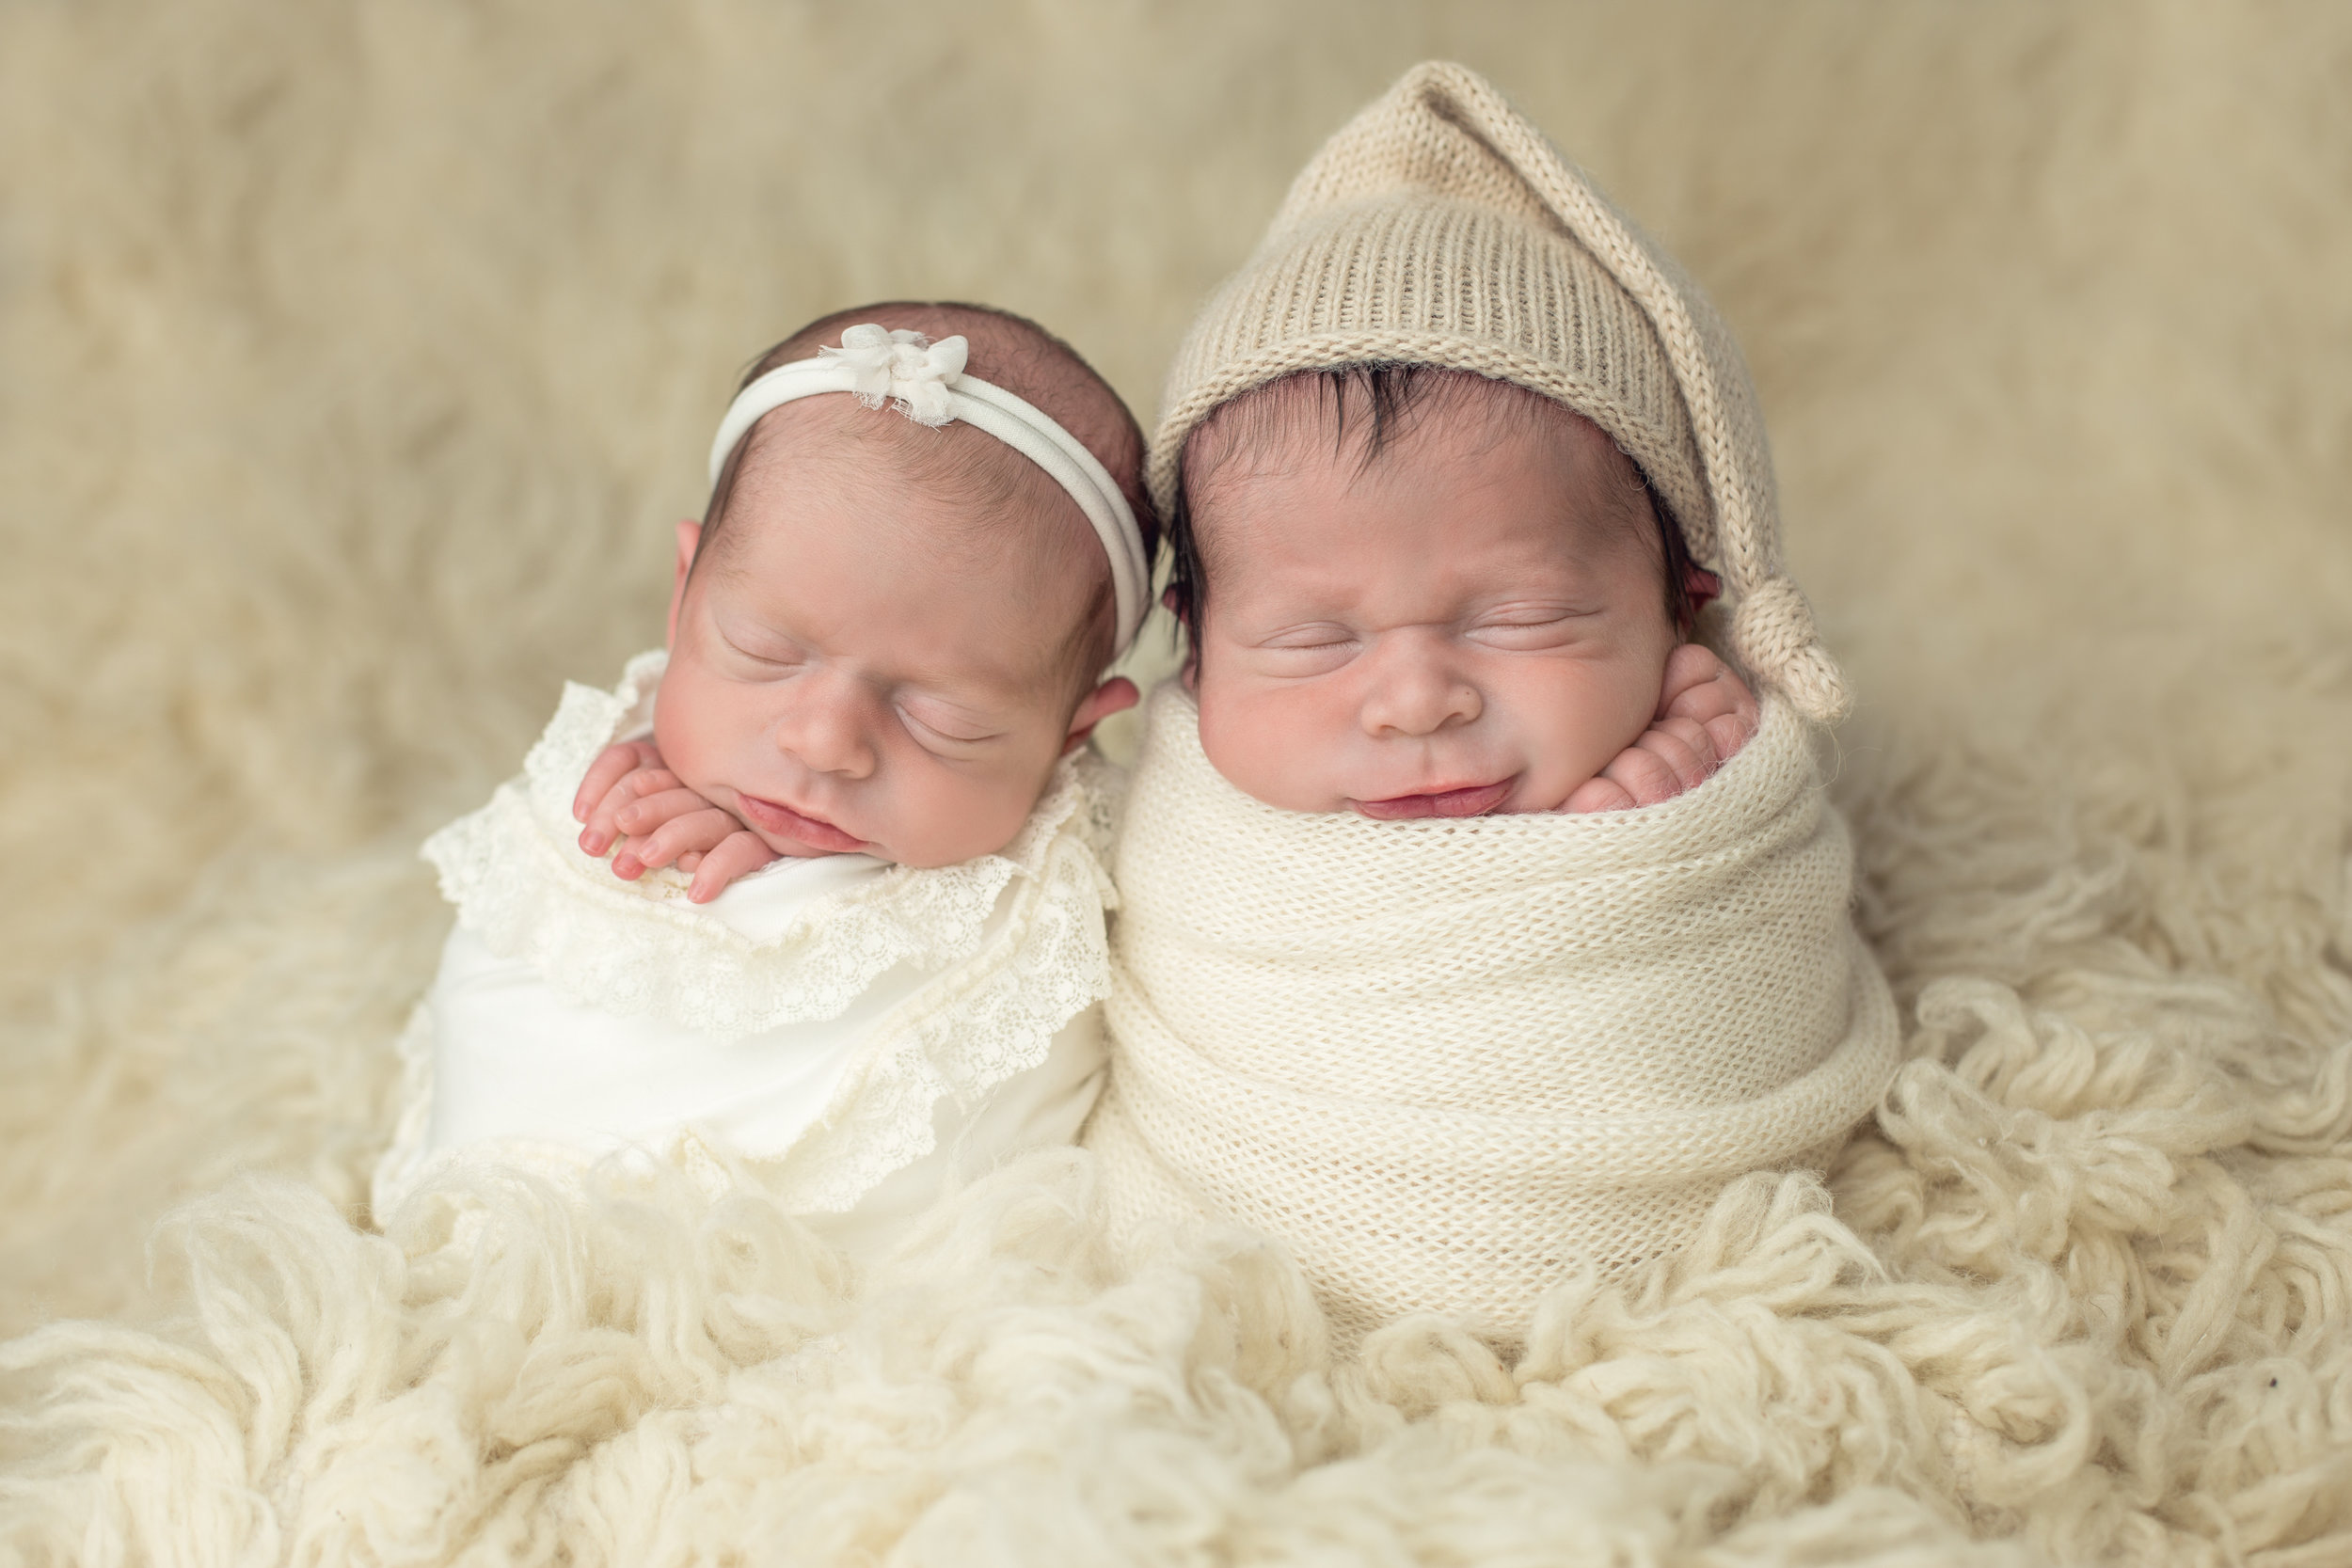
left=770, top=824, right=1114, bottom=1211
left=422, top=650, right=1105, bottom=1039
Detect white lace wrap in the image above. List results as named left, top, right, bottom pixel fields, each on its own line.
left=377, top=651, right=1120, bottom=1218
left=1084, top=683, right=1899, bottom=1344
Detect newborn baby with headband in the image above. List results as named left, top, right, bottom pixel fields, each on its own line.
left=373, top=302, right=1157, bottom=1250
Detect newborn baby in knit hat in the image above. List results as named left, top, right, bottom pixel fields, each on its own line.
left=373, top=302, right=1157, bottom=1251
left=1085, top=64, right=1899, bottom=1348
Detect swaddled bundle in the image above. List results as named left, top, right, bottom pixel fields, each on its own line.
left=1086, top=62, right=1900, bottom=1343
left=1087, top=684, right=1897, bottom=1342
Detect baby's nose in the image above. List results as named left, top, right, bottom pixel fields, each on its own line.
left=772, top=675, right=879, bottom=779
left=1358, top=639, right=1482, bottom=738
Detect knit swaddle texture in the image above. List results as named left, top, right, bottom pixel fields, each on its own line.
left=1086, top=683, right=1899, bottom=1343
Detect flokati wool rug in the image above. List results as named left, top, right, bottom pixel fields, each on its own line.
left=4, top=3, right=2350, bottom=1564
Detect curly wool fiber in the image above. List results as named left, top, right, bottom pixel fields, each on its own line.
left=7, top=828, right=2352, bottom=1568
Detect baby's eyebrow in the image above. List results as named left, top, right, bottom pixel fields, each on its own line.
left=705, top=553, right=757, bottom=589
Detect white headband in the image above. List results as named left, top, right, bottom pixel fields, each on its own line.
left=707, top=325, right=1151, bottom=655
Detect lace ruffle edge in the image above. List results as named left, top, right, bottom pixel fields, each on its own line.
left=771, top=823, right=1115, bottom=1212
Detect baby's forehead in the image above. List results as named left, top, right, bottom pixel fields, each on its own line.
left=1191, top=372, right=1648, bottom=543
left=708, top=403, right=1109, bottom=676
left=725, top=398, right=1078, bottom=556
left=1199, top=372, right=1626, bottom=493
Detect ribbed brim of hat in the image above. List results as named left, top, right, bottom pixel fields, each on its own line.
left=1148, top=195, right=1711, bottom=564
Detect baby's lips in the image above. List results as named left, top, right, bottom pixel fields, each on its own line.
left=1349, top=781, right=1512, bottom=821
left=735, top=791, right=867, bottom=854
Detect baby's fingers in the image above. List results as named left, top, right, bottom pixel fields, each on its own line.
left=612, top=786, right=717, bottom=838
left=1564, top=774, right=1638, bottom=814
left=1703, top=709, right=1754, bottom=764
left=1659, top=654, right=1759, bottom=758
left=1656, top=642, right=1729, bottom=717
left=573, top=740, right=660, bottom=824
left=689, top=832, right=781, bottom=904
left=1635, top=721, right=1718, bottom=794
left=580, top=770, right=688, bottom=856
left=611, top=807, right=747, bottom=880
left=1597, top=734, right=1702, bottom=807
left=1710, top=664, right=1760, bottom=749
left=1650, top=715, right=1722, bottom=781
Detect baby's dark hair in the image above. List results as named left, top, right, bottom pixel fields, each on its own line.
left=1167, top=365, right=1702, bottom=636
left=698, top=300, right=1159, bottom=689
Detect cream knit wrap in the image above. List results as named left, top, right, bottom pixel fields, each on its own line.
left=1151, top=61, right=1852, bottom=724
left=1085, top=685, right=1899, bottom=1343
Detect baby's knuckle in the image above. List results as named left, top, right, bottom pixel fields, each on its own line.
left=1612, top=752, right=1667, bottom=794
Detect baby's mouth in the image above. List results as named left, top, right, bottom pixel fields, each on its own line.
left=1348, top=781, right=1513, bottom=821
left=736, top=792, right=868, bottom=854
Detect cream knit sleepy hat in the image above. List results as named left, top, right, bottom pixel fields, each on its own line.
left=1152, top=62, right=1851, bottom=725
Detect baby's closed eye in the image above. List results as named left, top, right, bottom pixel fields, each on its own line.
left=1464, top=601, right=1597, bottom=649
left=896, top=697, right=1004, bottom=748
left=709, top=610, right=811, bottom=670
left=1249, top=625, right=1362, bottom=675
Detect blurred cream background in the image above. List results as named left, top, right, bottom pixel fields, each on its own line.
left=1, top=2, right=2346, bottom=1327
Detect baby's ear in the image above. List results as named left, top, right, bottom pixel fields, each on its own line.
left=1684, top=565, right=1723, bottom=613
left=1062, top=676, right=1140, bottom=754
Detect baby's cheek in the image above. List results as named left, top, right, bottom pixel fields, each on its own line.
left=1503, top=655, right=1671, bottom=809
left=649, top=684, right=723, bottom=801
left=1197, top=685, right=1341, bottom=813
left=891, top=751, right=1061, bottom=869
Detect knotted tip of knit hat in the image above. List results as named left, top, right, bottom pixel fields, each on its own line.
left=1155, top=59, right=1857, bottom=728
left=1731, top=577, right=1852, bottom=726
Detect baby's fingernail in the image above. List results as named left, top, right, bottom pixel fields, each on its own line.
left=580, top=828, right=607, bottom=854
left=612, top=854, right=643, bottom=880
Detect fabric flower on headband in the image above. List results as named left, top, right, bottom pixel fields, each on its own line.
left=818, top=325, right=970, bottom=426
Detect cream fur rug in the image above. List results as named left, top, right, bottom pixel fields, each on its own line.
left=4, top=4, right=2350, bottom=1563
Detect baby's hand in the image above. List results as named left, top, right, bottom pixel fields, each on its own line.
left=571, top=739, right=779, bottom=903
left=1564, top=644, right=1759, bottom=814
